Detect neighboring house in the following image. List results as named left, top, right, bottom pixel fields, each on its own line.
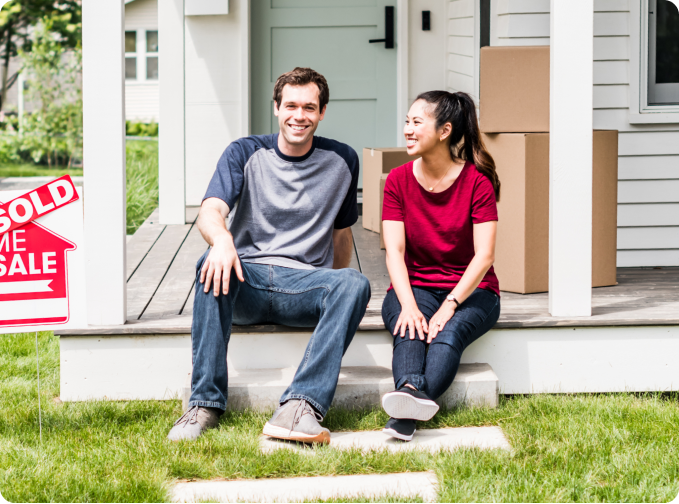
left=124, top=0, right=158, bottom=122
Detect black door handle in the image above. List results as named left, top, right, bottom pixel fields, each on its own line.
left=369, top=6, right=394, bottom=49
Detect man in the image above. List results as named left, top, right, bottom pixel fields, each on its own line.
left=167, top=67, right=370, bottom=444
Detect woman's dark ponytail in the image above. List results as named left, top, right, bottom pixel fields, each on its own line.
left=415, top=90, right=501, bottom=201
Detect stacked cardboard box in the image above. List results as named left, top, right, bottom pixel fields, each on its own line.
left=480, top=46, right=618, bottom=293
left=362, top=148, right=418, bottom=245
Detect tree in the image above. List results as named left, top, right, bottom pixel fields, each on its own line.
left=0, top=0, right=81, bottom=111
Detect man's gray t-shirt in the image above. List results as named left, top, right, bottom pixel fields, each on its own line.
left=203, top=133, right=359, bottom=270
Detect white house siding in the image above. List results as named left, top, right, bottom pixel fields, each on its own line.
left=125, top=84, right=160, bottom=122
left=446, top=0, right=478, bottom=99
left=125, top=0, right=159, bottom=122
left=408, top=0, right=447, bottom=104
left=472, top=0, right=679, bottom=267
left=184, top=2, right=246, bottom=206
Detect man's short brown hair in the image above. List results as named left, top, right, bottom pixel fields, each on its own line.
left=273, top=67, right=330, bottom=111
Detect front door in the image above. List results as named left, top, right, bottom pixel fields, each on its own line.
left=251, top=0, right=399, bottom=187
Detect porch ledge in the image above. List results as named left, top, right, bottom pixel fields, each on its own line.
left=55, top=310, right=679, bottom=336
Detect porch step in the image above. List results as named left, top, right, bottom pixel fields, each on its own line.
left=181, top=363, right=499, bottom=412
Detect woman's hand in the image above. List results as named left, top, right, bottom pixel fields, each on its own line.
left=427, top=301, right=456, bottom=343
left=394, top=302, right=429, bottom=341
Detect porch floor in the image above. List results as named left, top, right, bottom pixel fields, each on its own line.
left=58, top=208, right=679, bottom=336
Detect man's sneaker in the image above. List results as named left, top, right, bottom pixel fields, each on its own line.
left=381, top=386, right=439, bottom=421
left=263, top=399, right=330, bottom=444
left=167, top=405, right=220, bottom=441
left=383, top=417, right=416, bottom=442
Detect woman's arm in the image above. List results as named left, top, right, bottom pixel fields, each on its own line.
left=427, top=220, right=497, bottom=342
left=383, top=220, right=429, bottom=341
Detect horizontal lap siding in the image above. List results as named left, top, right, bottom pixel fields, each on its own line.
left=125, top=0, right=158, bottom=30
left=447, top=0, right=476, bottom=97
left=490, top=0, right=679, bottom=266
left=125, top=84, right=159, bottom=122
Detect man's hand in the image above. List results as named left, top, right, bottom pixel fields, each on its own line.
left=197, top=197, right=245, bottom=296
left=200, top=235, right=244, bottom=296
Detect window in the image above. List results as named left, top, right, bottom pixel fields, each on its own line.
left=125, top=31, right=137, bottom=80
left=124, top=29, right=159, bottom=82
left=146, top=31, right=159, bottom=80
left=648, top=0, right=679, bottom=105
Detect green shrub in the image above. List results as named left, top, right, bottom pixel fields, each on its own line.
left=126, top=120, right=158, bottom=137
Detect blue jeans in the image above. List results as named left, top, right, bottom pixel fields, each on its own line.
left=189, top=251, right=371, bottom=417
left=381, top=287, right=500, bottom=401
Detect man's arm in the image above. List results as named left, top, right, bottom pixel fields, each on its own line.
left=332, top=227, right=353, bottom=269
left=197, top=197, right=244, bottom=296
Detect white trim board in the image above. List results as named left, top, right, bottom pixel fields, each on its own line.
left=60, top=325, right=679, bottom=402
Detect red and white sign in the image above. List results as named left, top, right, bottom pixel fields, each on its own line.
left=0, top=177, right=86, bottom=334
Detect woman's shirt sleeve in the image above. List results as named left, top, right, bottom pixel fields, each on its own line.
left=471, top=174, right=498, bottom=224
left=382, top=169, right=404, bottom=222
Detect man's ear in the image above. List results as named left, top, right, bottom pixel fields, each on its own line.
left=273, top=101, right=280, bottom=117
left=319, top=104, right=327, bottom=121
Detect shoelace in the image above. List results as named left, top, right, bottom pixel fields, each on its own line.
left=290, top=400, right=323, bottom=435
left=174, top=406, right=200, bottom=427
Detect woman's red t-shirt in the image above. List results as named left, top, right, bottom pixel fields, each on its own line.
left=382, top=160, right=500, bottom=295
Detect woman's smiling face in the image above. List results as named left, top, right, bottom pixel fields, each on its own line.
left=403, top=99, right=450, bottom=157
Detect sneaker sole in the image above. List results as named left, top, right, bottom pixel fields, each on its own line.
left=263, top=422, right=331, bottom=445
left=381, top=392, right=439, bottom=421
left=382, top=426, right=415, bottom=442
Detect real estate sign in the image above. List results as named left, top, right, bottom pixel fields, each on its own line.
left=0, top=176, right=86, bottom=334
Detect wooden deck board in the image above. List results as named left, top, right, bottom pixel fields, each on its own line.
left=351, top=217, right=389, bottom=311
left=126, top=223, right=193, bottom=320
left=126, top=209, right=164, bottom=281
left=141, top=224, right=208, bottom=319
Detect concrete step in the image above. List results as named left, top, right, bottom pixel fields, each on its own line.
left=171, top=472, right=438, bottom=503
left=182, top=363, right=499, bottom=412
left=260, top=426, right=511, bottom=454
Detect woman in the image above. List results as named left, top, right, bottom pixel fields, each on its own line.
left=380, top=91, right=501, bottom=441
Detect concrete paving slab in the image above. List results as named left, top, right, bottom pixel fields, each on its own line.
left=260, top=426, right=511, bottom=454
left=171, top=471, right=438, bottom=503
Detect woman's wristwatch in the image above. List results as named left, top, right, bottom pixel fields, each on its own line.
left=446, top=293, right=460, bottom=308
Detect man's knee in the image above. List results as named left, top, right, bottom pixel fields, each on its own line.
left=333, top=269, right=370, bottom=301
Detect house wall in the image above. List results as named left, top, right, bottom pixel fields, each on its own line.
left=446, top=0, right=478, bottom=99
left=448, top=0, right=679, bottom=267
left=184, top=1, right=246, bottom=206
left=408, top=0, right=448, bottom=104
left=125, top=0, right=160, bottom=122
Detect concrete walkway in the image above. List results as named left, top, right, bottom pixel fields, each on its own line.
left=171, top=471, right=439, bottom=503
left=261, top=426, right=511, bottom=454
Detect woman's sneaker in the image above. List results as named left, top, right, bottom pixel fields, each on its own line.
left=383, top=417, right=416, bottom=441
left=381, top=386, right=439, bottom=421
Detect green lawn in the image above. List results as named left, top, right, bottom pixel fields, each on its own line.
left=0, top=139, right=158, bottom=235
left=1, top=332, right=678, bottom=503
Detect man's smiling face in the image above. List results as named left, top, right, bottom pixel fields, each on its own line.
left=274, top=83, right=326, bottom=154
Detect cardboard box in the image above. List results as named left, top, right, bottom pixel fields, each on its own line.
left=363, top=148, right=418, bottom=233
left=483, top=130, right=618, bottom=294
left=480, top=46, right=550, bottom=133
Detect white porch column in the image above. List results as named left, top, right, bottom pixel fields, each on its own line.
left=82, top=0, right=127, bottom=325
left=158, top=0, right=186, bottom=224
left=549, top=0, right=594, bottom=316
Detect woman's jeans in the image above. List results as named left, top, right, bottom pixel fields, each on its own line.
left=189, top=251, right=371, bottom=417
left=381, top=286, right=501, bottom=401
